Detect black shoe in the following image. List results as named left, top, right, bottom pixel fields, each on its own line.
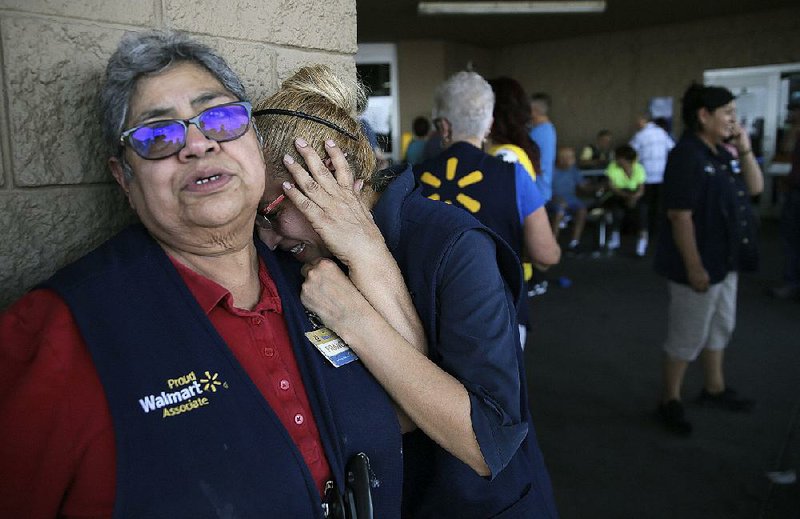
left=657, top=400, right=692, bottom=436
left=694, top=388, right=754, bottom=413
left=767, top=285, right=800, bottom=300
left=565, top=242, right=583, bottom=256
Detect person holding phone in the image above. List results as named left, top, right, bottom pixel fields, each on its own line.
left=653, top=83, right=763, bottom=436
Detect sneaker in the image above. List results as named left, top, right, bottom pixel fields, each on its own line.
left=767, top=284, right=800, bottom=300
left=607, top=231, right=621, bottom=250
left=694, top=388, right=754, bottom=412
left=527, top=280, right=549, bottom=297
left=636, top=237, right=648, bottom=257
left=657, top=400, right=692, bottom=436
left=566, top=240, right=582, bottom=256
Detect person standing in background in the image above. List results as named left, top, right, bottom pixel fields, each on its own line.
left=404, top=116, right=431, bottom=166
left=630, top=112, right=675, bottom=246
left=654, top=83, right=763, bottom=436
left=416, top=72, right=559, bottom=347
left=487, top=77, right=541, bottom=180
left=529, top=93, right=557, bottom=202
left=487, top=76, right=555, bottom=298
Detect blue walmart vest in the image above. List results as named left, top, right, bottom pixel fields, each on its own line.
left=376, top=168, right=558, bottom=518
left=42, top=224, right=402, bottom=518
left=414, top=142, right=530, bottom=327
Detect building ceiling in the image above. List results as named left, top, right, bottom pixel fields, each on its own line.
left=356, top=0, right=798, bottom=47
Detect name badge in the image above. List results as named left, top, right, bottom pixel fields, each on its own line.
left=305, top=327, right=359, bottom=368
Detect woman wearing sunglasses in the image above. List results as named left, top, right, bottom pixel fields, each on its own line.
left=0, top=31, right=403, bottom=518
left=254, top=65, right=559, bottom=519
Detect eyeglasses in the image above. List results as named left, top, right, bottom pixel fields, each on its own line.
left=255, top=193, right=285, bottom=231
left=120, top=101, right=253, bottom=160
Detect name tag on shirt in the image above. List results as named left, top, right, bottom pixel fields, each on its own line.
left=305, top=327, right=359, bottom=368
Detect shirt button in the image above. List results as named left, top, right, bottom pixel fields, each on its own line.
left=738, top=191, right=745, bottom=196
left=280, top=379, right=290, bottom=390
left=294, top=413, right=304, bottom=425
left=250, top=316, right=263, bottom=325
left=742, top=238, right=749, bottom=244
left=263, top=347, right=274, bottom=357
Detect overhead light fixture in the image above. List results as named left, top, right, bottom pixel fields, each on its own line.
left=418, top=1, right=606, bottom=15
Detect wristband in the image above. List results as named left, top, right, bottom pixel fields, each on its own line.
left=739, top=148, right=752, bottom=157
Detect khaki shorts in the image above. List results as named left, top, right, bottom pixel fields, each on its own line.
left=663, top=272, right=738, bottom=361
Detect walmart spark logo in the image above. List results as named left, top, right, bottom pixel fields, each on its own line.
left=419, top=156, right=484, bottom=213
left=199, top=371, right=226, bottom=392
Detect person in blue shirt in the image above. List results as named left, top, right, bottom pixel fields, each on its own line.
left=551, top=146, right=595, bottom=251
left=404, top=116, right=430, bottom=166
left=529, top=92, right=557, bottom=202
left=254, top=65, right=559, bottom=519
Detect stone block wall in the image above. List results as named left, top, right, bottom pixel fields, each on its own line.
left=0, top=0, right=357, bottom=309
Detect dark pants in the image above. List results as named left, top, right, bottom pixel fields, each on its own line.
left=780, top=188, right=800, bottom=286
left=609, top=194, right=647, bottom=234
left=642, top=183, right=662, bottom=236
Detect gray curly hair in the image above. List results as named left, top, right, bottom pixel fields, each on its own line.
left=432, top=71, right=495, bottom=141
left=99, top=30, right=248, bottom=180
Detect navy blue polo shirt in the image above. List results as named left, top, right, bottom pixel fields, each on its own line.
left=654, top=132, right=753, bottom=284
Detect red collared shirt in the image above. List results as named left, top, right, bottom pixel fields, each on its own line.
left=0, top=256, right=331, bottom=519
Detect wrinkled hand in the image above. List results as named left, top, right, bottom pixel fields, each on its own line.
left=300, top=258, right=367, bottom=332
left=281, top=138, right=385, bottom=267
left=687, top=265, right=710, bottom=293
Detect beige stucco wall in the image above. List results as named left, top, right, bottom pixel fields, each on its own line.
left=397, top=40, right=446, bottom=138
left=498, top=6, right=800, bottom=150
left=0, top=1, right=357, bottom=310
left=396, top=40, right=495, bottom=140
left=395, top=7, right=800, bottom=155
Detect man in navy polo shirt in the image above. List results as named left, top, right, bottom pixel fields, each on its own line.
left=654, top=83, right=763, bottom=436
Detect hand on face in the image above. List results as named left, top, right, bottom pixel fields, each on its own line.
left=729, top=120, right=752, bottom=153
left=300, top=258, right=366, bottom=331
left=279, top=139, right=384, bottom=267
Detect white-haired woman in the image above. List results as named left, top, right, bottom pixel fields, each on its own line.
left=415, top=71, right=560, bottom=348
left=255, top=66, right=558, bottom=518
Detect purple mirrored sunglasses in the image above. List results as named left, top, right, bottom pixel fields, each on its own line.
left=119, top=101, right=253, bottom=160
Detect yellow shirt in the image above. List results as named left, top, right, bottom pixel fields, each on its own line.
left=605, top=161, right=646, bottom=190
left=487, top=144, right=537, bottom=181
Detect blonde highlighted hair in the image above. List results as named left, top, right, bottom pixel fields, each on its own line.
left=254, top=65, right=376, bottom=185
